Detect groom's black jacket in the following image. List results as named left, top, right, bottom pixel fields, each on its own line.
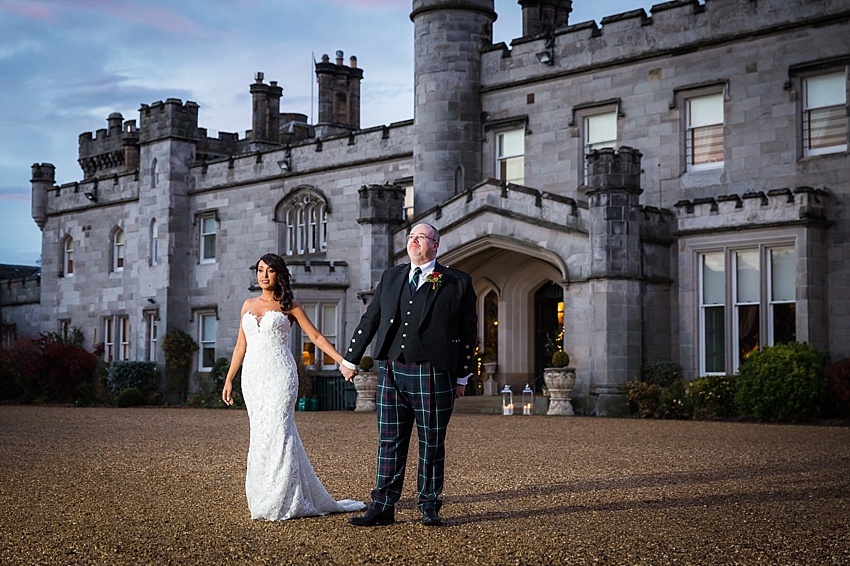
left=344, top=262, right=477, bottom=377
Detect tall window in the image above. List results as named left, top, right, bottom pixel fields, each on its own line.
left=112, top=228, right=125, bottom=272
left=63, top=236, right=74, bottom=276
left=151, top=158, right=158, bottom=188
left=299, top=302, right=338, bottom=370
left=150, top=218, right=159, bottom=266
left=200, top=215, right=216, bottom=263
left=118, top=316, right=130, bottom=361
left=497, top=129, right=524, bottom=185
left=404, top=185, right=415, bottom=223
left=103, top=318, right=115, bottom=361
left=277, top=190, right=329, bottom=256
left=698, top=245, right=796, bottom=374
left=199, top=314, right=216, bottom=371
left=583, top=111, right=617, bottom=183
left=145, top=312, right=158, bottom=362
left=804, top=73, right=847, bottom=155
left=687, top=93, right=724, bottom=170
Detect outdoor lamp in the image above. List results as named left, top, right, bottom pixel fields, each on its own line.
left=522, top=384, right=534, bottom=415
left=501, top=385, right=514, bottom=416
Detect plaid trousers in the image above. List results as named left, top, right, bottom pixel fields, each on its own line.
left=369, top=360, right=455, bottom=513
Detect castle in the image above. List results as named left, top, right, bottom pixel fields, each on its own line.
left=2, top=0, right=848, bottom=415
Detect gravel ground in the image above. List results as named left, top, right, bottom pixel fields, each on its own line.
left=0, top=406, right=848, bottom=565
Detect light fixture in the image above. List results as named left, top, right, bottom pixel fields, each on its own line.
left=501, top=385, right=514, bottom=416
left=536, top=36, right=555, bottom=65
left=277, top=145, right=293, bottom=172
left=522, top=384, right=534, bottom=416
left=84, top=188, right=98, bottom=202
left=277, top=160, right=290, bottom=172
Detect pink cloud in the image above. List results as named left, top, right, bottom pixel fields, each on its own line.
left=0, top=0, right=52, bottom=20
left=0, top=193, right=31, bottom=203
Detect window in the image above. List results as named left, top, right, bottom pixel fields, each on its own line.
left=698, top=245, right=796, bottom=374
left=583, top=111, right=617, bottom=183
left=496, top=129, right=524, bottom=185
left=404, top=185, right=415, bottom=223
left=277, top=189, right=329, bottom=256
left=63, top=236, right=74, bottom=276
left=804, top=73, right=847, bottom=155
left=145, top=312, right=158, bottom=362
left=151, top=158, right=158, bottom=188
left=1, top=324, right=16, bottom=350
left=103, top=318, right=114, bottom=361
left=103, top=316, right=130, bottom=361
left=298, top=302, right=338, bottom=370
left=200, top=215, right=216, bottom=263
left=112, top=228, right=125, bottom=272
left=199, top=314, right=216, bottom=371
left=687, top=93, right=724, bottom=170
left=118, top=316, right=130, bottom=361
left=59, top=319, right=71, bottom=340
left=150, top=218, right=159, bottom=266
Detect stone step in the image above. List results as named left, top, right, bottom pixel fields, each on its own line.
left=454, top=395, right=551, bottom=415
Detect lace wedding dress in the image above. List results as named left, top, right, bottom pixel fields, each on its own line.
left=240, top=310, right=365, bottom=520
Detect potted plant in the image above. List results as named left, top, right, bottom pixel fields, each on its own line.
left=480, top=346, right=498, bottom=396
left=543, top=350, right=576, bottom=416
left=353, top=356, right=378, bottom=412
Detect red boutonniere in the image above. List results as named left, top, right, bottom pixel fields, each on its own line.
left=425, top=272, right=443, bottom=290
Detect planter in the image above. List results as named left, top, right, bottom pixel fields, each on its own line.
left=543, top=367, right=577, bottom=416
left=481, top=362, right=498, bottom=396
left=353, top=371, right=378, bottom=413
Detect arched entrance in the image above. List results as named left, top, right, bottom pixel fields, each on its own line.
left=533, top=282, right=564, bottom=390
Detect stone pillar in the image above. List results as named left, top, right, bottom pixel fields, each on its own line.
left=411, top=0, right=495, bottom=213
left=348, top=56, right=361, bottom=131
left=357, top=185, right=405, bottom=293
left=586, top=147, right=643, bottom=417
left=122, top=120, right=140, bottom=172
left=30, top=163, right=55, bottom=230
left=250, top=73, right=269, bottom=142
left=267, top=81, right=282, bottom=144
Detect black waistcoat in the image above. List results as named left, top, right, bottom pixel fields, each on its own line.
left=387, top=280, right=428, bottom=363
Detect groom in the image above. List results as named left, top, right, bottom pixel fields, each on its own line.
left=340, top=223, right=477, bottom=527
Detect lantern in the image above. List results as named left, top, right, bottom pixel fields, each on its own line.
left=522, top=383, right=534, bottom=415
left=501, top=385, right=514, bottom=416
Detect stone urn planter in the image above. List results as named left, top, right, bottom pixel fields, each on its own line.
left=543, top=351, right=576, bottom=416
left=481, top=362, right=498, bottom=396
left=353, top=372, right=378, bottom=412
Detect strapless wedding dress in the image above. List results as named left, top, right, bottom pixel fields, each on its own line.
left=240, top=310, right=364, bottom=520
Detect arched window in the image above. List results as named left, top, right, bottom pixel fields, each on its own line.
left=63, top=236, right=74, bottom=276
left=276, top=187, right=330, bottom=256
left=149, top=218, right=159, bottom=266
left=151, top=158, right=158, bottom=187
left=112, top=227, right=125, bottom=272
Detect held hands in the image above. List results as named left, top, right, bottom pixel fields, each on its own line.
left=455, top=384, right=466, bottom=399
left=340, top=364, right=358, bottom=382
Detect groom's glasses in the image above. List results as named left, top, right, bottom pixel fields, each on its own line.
left=407, top=234, right=437, bottom=243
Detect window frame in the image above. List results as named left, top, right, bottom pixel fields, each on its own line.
left=150, top=218, right=159, bottom=266
left=63, top=235, right=74, bottom=277
left=580, top=106, right=619, bottom=185
left=276, top=188, right=330, bottom=257
left=145, top=311, right=159, bottom=363
left=295, top=299, right=340, bottom=371
left=802, top=71, right=848, bottom=156
left=495, top=128, right=525, bottom=186
left=686, top=92, right=725, bottom=171
left=112, top=227, right=125, bottom=273
left=198, top=312, right=216, bottom=372
left=199, top=213, right=217, bottom=264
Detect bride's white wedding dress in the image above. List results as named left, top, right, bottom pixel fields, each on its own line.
left=240, top=310, right=365, bottom=520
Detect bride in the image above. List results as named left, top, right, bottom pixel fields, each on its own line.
left=222, top=253, right=364, bottom=521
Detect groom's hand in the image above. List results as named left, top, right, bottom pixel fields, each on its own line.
left=340, top=365, right=358, bottom=382
left=454, top=384, right=465, bottom=398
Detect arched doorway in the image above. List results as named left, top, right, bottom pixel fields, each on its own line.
left=533, top=281, right=564, bottom=390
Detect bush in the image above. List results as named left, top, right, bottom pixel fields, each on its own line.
left=161, top=330, right=198, bottom=400
left=824, top=358, right=850, bottom=418
left=106, top=361, right=158, bottom=397
left=196, top=357, right=241, bottom=408
left=115, top=387, right=144, bottom=408
left=0, top=338, right=40, bottom=402
left=625, top=381, right=662, bottom=418
left=551, top=351, right=570, bottom=368
left=359, top=356, right=374, bottom=372
left=641, top=361, right=683, bottom=388
left=735, top=342, right=830, bottom=422
left=686, top=375, right=738, bottom=419
left=626, top=379, right=692, bottom=419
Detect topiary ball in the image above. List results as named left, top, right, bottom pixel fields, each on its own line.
left=551, top=351, right=570, bottom=368
left=359, top=356, right=375, bottom=372
left=115, top=387, right=144, bottom=408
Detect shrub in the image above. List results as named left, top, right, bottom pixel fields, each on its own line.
left=551, top=351, right=570, bottom=368
left=735, top=342, right=829, bottom=422
left=686, top=375, right=738, bottom=419
left=115, top=387, right=144, bottom=408
left=359, top=356, right=374, bottom=372
left=656, top=380, right=693, bottom=419
left=0, top=338, right=40, bottom=402
left=641, top=361, right=684, bottom=388
left=625, top=381, right=662, bottom=418
left=161, top=329, right=198, bottom=401
left=106, top=361, right=158, bottom=397
left=824, top=358, right=850, bottom=418
left=196, top=357, right=241, bottom=408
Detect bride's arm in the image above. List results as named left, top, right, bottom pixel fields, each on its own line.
left=287, top=300, right=345, bottom=366
left=222, top=301, right=250, bottom=406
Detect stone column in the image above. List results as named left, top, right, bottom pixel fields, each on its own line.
left=30, top=163, right=55, bottom=230
left=357, top=184, right=405, bottom=294
left=586, top=147, right=643, bottom=417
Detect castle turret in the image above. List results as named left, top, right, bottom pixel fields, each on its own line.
left=30, top=163, right=55, bottom=230
left=315, top=51, right=364, bottom=138
left=411, top=0, right=496, bottom=212
left=519, top=0, right=572, bottom=37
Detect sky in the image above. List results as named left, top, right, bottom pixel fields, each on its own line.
left=0, top=0, right=658, bottom=266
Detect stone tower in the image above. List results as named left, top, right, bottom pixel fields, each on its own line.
left=410, top=0, right=496, bottom=213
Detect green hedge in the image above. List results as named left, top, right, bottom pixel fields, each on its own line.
left=106, top=361, right=158, bottom=397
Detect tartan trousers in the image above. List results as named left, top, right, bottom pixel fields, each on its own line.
left=369, top=360, right=456, bottom=513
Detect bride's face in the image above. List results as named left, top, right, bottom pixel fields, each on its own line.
left=257, top=261, right=278, bottom=291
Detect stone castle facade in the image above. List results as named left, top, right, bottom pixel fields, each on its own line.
left=2, top=0, right=848, bottom=415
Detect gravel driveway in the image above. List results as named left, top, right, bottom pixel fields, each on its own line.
left=1, top=406, right=848, bottom=565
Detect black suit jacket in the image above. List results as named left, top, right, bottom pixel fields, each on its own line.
left=344, top=262, right=478, bottom=377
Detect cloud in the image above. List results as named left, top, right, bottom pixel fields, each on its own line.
left=0, top=1, right=52, bottom=20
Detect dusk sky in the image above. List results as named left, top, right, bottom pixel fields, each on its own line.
left=0, top=0, right=658, bottom=266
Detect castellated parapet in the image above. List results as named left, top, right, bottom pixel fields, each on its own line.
left=139, top=99, right=200, bottom=143
left=315, top=53, right=363, bottom=138
left=78, top=113, right=140, bottom=179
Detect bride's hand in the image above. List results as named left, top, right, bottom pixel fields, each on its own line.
left=222, top=381, right=234, bottom=406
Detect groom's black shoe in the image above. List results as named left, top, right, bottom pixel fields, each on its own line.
left=348, top=508, right=395, bottom=526
left=422, top=509, right=441, bottom=527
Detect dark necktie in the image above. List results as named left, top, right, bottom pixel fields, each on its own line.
left=410, top=267, right=421, bottom=295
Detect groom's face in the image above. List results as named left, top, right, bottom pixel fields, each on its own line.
left=407, top=224, right=439, bottom=266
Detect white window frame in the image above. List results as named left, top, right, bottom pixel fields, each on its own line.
left=803, top=72, right=847, bottom=156
left=112, top=228, right=125, bottom=272
left=496, top=128, right=525, bottom=186
left=118, top=316, right=130, bottom=361
left=145, top=312, right=159, bottom=362
left=686, top=92, right=725, bottom=171
left=297, top=301, right=339, bottom=371
left=150, top=218, right=159, bottom=266
left=63, top=236, right=74, bottom=276
left=103, top=317, right=115, bottom=362
left=200, top=214, right=216, bottom=264
left=198, top=313, right=216, bottom=372
left=403, top=185, right=415, bottom=223
left=279, top=190, right=329, bottom=257
left=582, top=109, right=618, bottom=184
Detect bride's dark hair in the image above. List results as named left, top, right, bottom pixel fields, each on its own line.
left=257, top=253, right=294, bottom=311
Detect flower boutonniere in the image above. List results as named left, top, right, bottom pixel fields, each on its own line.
left=425, top=272, right=444, bottom=290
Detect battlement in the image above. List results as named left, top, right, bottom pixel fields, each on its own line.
left=286, top=260, right=349, bottom=290
left=78, top=113, right=140, bottom=179
left=0, top=275, right=41, bottom=307
left=674, top=187, right=830, bottom=235
left=482, top=0, right=850, bottom=89
left=586, top=147, right=642, bottom=192
left=139, top=99, right=200, bottom=142
left=47, top=170, right=140, bottom=215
